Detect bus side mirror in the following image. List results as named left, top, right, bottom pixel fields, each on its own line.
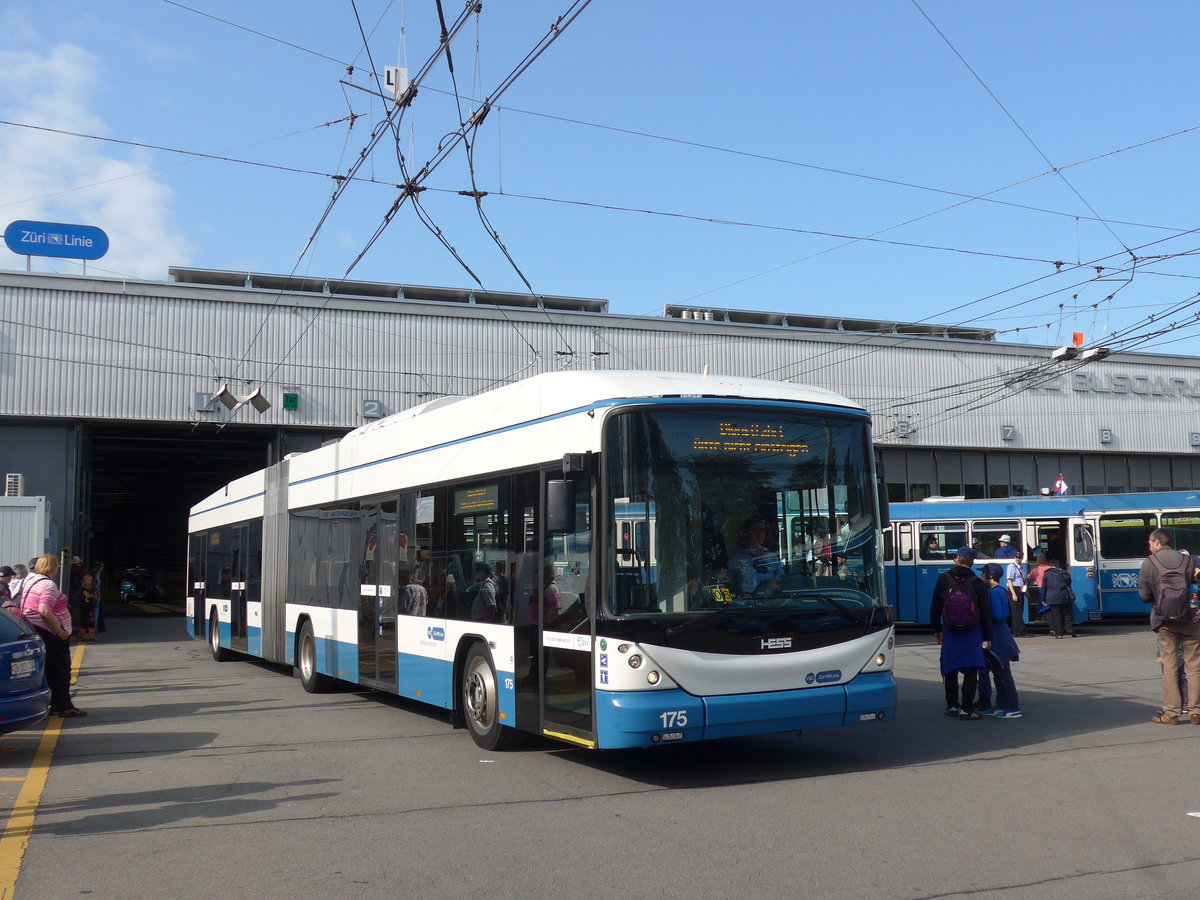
left=547, top=480, right=576, bottom=534
left=877, top=479, right=890, bottom=528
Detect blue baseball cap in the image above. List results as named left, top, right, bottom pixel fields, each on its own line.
left=982, top=563, right=1004, bottom=580
left=955, top=547, right=977, bottom=560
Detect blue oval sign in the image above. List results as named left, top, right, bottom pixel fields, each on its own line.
left=4, top=220, right=109, bottom=260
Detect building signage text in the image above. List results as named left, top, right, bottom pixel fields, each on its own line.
left=1028, top=372, right=1200, bottom=400
left=3, top=220, right=110, bottom=260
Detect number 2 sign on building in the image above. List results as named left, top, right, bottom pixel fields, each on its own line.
left=4, top=219, right=110, bottom=271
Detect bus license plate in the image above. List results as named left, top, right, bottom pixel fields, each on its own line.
left=10, top=659, right=35, bottom=678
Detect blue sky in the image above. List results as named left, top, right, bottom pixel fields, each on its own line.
left=4, top=1, right=1200, bottom=358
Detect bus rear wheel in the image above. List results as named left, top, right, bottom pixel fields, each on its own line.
left=209, top=612, right=231, bottom=662
left=461, top=644, right=518, bottom=750
left=297, top=621, right=335, bottom=693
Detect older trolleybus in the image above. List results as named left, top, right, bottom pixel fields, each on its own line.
left=187, top=371, right=896, bottom=750
left=885, top=490, right=1200, bottom=627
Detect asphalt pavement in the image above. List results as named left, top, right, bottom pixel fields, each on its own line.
left=4, top=612, right=1200, bottom=900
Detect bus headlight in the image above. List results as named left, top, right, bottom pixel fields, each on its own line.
left=647, top=671, right=660, bottom=685
left=628, top=654, right=643, bottom=669
left=874, top=653, right=887, bottom=667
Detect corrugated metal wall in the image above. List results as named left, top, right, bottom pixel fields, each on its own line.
left=3, top=269, right=1200, bottom=455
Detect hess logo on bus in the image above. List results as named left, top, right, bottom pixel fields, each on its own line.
left=761, top=637, right=792, bottom=650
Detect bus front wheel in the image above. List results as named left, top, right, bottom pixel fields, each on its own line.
left=461, top=644, right=517, bottom=750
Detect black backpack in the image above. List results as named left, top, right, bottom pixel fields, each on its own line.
left=943, top=574, right=979, bottom=631
left=1149, top=553, right=1196, bottom=623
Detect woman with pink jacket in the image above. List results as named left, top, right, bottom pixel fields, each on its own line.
left=19, top=555, right=86, bottom=717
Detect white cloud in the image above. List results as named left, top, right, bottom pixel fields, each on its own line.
left=0, top=41, right=191, bottom=278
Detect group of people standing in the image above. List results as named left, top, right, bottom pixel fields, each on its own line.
left=930, top=543, right=1080, bottom=720
left=931, top=547, right=1024, bottom=720
left=932, top=527, right=1200, bottom=727
left=0, top=554, right=97, bottom=718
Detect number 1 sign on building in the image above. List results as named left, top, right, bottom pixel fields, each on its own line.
left=3, top=219, right=109, bottom=272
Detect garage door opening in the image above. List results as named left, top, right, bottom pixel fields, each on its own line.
left=84, top=425, right=277, bottom=603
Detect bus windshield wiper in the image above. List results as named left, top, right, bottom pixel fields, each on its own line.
left=664, top=606, right=754, bottom=638
left=813, top=594, right=869, bottom=625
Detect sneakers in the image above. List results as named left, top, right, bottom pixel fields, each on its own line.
left=991, top=708, right=1023, bottom=719
left=976, top=707, right=997, bottom=717
left=1151, top=713, right=1180, bottom=725
left=958, top=709, right=981, bottom=720
left=944, top=705, right=963, bottom=718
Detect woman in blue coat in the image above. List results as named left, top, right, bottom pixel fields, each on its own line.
left=977, top=563, right=1022, bottom=717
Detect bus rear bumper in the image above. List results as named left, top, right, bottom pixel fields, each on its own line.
left=594, top=672, right=897, bottom=749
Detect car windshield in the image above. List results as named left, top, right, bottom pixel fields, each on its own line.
left=603, top=405, right=883, bottom=621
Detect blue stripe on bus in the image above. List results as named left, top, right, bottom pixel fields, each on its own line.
left=248, top=625, right=262, bottom=657
left=320, top=635, right=357, bottom=679
left=594, top=672, right=896, bottom=749
left=280, top=632, right=360, bottom=680
left=397, top=652, right=453, bottom=708
left=594, top=689, right=706, bottom=749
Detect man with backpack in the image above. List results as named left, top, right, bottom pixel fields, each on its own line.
left=931, top=547, right=993, bottom=720
left=1139, top=529, right=1200, bottom=725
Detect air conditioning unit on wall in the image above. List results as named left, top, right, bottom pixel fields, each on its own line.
left=5, top=473, right=24, bottom=497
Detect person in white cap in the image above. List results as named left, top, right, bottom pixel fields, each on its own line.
left=994, top=534, right=1018, bottom=559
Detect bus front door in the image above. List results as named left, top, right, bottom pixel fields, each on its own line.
left=540, top=471, right=595, bottom=748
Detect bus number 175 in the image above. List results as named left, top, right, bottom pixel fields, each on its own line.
left=659, top=710, right=688, bottom=728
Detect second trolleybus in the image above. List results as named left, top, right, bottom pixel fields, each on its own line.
left=885, top=490, right=1200, bottom=626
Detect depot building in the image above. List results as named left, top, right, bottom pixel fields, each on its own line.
left=2, top=266, right=1199, bottom=596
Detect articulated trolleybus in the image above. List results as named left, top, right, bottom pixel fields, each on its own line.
left=187, top=371, right=895, bottom=750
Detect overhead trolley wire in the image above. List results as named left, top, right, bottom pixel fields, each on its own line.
left=231, top=0, right=483, bottom=386
left=157, top=0, right=353, bottom=67
left=258, top=0, right=594, bottom=392
left=911, top=0, right=1133, bottom=259
left=756, top=223, right=1200, bottom=388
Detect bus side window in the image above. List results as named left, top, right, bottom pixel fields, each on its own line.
left=1162, top=512, right=1200, bottom=555
left=1097, top=514, right=1155, bottom=559
left=919, top=522, right=965, bottom=559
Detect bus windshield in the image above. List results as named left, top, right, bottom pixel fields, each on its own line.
left=603, top=406, right=882, bottom=619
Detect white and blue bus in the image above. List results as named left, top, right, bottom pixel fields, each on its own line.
left=187, top=370, right=896, bottom=750
left=885, top=490, right=1200, bottom=626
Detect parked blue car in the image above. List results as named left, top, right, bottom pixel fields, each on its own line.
left=0, top=606, right=50, bottom=735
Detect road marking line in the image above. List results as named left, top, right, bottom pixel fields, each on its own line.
left=0, top=644, right=84, bottom=900
left=0, top=719, right=63, bottom=898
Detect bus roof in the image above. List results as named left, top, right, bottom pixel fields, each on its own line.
left=344, top=369, right=864, bottom=441
left=191, top=370, right=865, bottom=518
